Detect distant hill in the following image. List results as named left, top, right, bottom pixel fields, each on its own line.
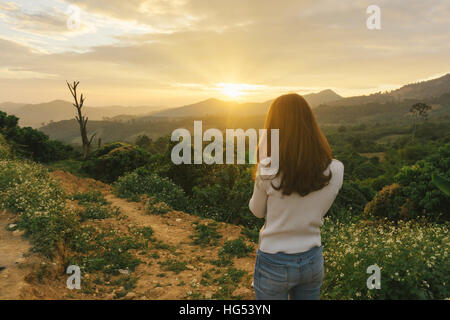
left=329, top=73, right=450, bottom=106
left=391, top=73, right=450, bottom=100
left=149, top=98, right=268, bottom=118
left=0, top=100, right=163, bottom=128
left=0, top=102, right=26, bottom=114
left=11, top=73, right=450, bottom=144
left=0, top=89, right=341, bottom=127
left=303, top=89, right=342, bottom=106
left=149, top=89, right=342, bottom=118
left=40, top=98, right=450, bottom=145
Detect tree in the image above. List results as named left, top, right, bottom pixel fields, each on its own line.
left=410, top=102, right=431, bottom=138
left=135, top=134, right=152, bottom=150
left=66, top=81, right=96, bottom=160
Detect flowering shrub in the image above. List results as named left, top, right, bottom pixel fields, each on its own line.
left=0, top=159, right=78, bottom=257
left=321, top=217, right=449, bottom=299
left=0, top=134, right=11, bottom=159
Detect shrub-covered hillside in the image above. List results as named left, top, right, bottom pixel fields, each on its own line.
left=1, top=115, right=449, bottom=300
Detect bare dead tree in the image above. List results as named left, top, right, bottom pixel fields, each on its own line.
left=66, top=81, right=96, bottom=160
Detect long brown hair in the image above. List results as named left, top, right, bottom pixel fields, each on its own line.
left=257, top=93, right=332, bottom=196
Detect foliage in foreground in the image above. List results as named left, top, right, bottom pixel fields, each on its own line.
left=0, top=134, right=11, bottom=159
left=321, top=217, right=449, bottom=299
left=0, top=159, right=78, bottom=257
left=365, top=143, right=450, bottom=221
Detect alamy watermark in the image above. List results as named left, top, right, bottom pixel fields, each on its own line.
left=66, top=265, right=81, bottom=290
left=170, top=121, right=279, bottom=175
left=366, top=264, right=381, bottom=289
left=66, top=5, right=81, bottom=31
left=366, top=5, right=381, bottom=30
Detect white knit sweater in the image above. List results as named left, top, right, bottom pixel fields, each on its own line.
left=249, top=159, right=344, bottom=254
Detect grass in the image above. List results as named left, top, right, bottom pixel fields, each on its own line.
left=151, top=239, right=174, bottom=251
left=210, top=256, right=234, bottom=267
left=200, top=270, right=214, bottom=286
left=79, top=203, right=113, bottom=221
left=211, top=267, right=247, bottom=300
left=376, top=133, right=409, bottom=144
left=67, top=229, right=148, bottom=274
left=113, top=276, right=138, bottom=298
left=219, top=237, right=253, bottom=258
left=149, top=252, right=160, bottom=259
left=46, top=159, right=84, bottom=176
left=71, top=190, right=108, bottom=205
left=191, top=222, right=222, bottom=246
left=214, top=267, right=247, bottom=285
left=148, top=201, right=171, bottom=215
left=158, top=259, right=187, bottom=274
left=359, top=152, right=386, bottom=161
left=241, top=227, right=259, bottom=243
left=133, top=226, right=154, bottom=241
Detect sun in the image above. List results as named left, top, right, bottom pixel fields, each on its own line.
left=220, top=83, right=244, bottom=99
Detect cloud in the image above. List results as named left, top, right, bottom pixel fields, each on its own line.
left=0, top=0, right=449, bottom=105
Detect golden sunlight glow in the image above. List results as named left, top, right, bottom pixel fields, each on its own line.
left=219, top=83, right=245, bottom=99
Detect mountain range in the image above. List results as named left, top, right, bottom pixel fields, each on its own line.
left=1, top=73, right=450, bottom=144
left=0, top=100, right=163, bottom=128
left=0, top=89, right=342, bottom=127
left=327, top=73, right=450, bottom=106
left=147, top=89, right=342, bottom=118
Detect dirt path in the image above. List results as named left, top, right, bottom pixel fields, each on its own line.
left=0, top=170, right=256, bottom=299
left=50, top=170, right=256, bottom=300
left=0, top=211, right=32, bottom=299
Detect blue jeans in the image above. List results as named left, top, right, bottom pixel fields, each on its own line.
left=253, top=246, right=324, bottom=300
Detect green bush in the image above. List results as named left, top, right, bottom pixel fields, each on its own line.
left=82, top=142, right=150, bottom=183
left=398, top=143, right=437, bottom=165
left=364, top=184, right=408, bottom=220
left=148, top=201, right=171, bottom=215
left=329, top=181, right=372, bottom=219
left=432, top=173, right=450, bottom=196
left=353, top=161, right=384, bottom=180
left=71, top=190, right=108, bottom=205
left=321, top=217, right=449, bottom=299
left=134, top=226, right=154, bottom=240
left=158, top=259, right=187, bottom=274
left=0, top=134, right=11, bottom=159
left=369, top=174, right=394, bottom=191
left=0, top=111, right=75, bottom=162
left=241, top=227, right=259, bottom=243
left=191, top=166, right=263, bottom=228
left=219, top=237, right=253, bottom=259
left=191, top=222, right=222, bottom=246
left=114, top=169, right=190, bottom=211
left=365, top=143, right=450, bottom=221
left=80, top=203, right=112, bottom=221
left=394, top=143, right=450, bottom=220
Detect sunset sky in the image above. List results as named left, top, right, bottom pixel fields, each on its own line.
left=0, top=0, right=449, bottom=107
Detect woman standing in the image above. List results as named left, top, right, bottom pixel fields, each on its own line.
left=249, top=93, right=344, bottom=300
